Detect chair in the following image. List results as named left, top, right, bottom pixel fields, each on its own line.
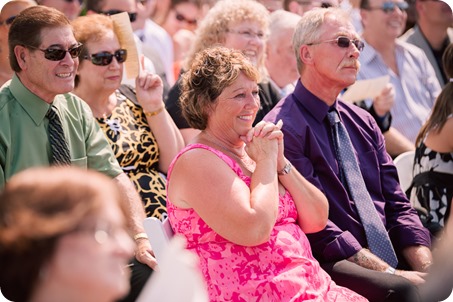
left=143, top=217, right=174, bottom=263
left=393, top=150, right=415, bottom=193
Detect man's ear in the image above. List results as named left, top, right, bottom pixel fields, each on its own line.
left=300, top=45, right=314, bottom=65
left=14, top=45, right=28, bottom=69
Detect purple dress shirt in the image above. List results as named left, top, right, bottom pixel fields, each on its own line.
left=264, top=80, right=431, bottom=263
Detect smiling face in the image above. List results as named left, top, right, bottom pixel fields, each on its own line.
left=77, top=32, right=124, bottom=95
left=208, top=72, right=260, bottom=139
left=224, top=20, right=266, bottom=67
left=361, top=0, right=408, bottom=40
left=16, top=26, right=79, bottom=103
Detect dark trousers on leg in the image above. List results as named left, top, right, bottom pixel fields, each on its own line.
left=117, top=258, right=153, bottom=302
left=321, top=259, right=420, bottom=302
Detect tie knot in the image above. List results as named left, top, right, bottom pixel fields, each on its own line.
left=327, top=109, right=340, bottom=126
left=46, top=105, right=57, bottom=120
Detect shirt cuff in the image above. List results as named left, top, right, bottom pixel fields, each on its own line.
left=322, top=230, right=363, bottom=262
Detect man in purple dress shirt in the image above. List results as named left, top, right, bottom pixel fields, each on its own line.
left=264, top=8, right=433, bottom=302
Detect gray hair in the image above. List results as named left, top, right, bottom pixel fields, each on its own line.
left=292, top=7, right=351, bottom=72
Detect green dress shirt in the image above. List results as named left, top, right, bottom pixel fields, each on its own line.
left=0, top=74, right=123, bottom=187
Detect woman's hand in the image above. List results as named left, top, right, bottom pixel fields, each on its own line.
left=242, top=120, right=283, bottom=164
left=242, top=120, right=285, bottom=167
left=135, top=55, right=164, bottom=112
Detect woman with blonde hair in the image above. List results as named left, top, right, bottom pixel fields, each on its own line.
left=165, top=0, right=281, bottom=144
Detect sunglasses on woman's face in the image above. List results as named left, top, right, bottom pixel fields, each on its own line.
left=83, top=49, right=128, bottom=66
left=26, top=43, right=84, bottom=61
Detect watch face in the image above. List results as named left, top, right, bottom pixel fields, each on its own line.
left=279, top=162, right=292, bottom=175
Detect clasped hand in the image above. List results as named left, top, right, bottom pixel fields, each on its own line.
left=241, top=120, right=285, bottom=165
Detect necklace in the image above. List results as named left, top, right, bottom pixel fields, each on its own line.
left=200, top=132, right=256, bottom=173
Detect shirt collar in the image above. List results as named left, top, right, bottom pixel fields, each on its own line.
left=10, top=74, right=52, bottom=126
left=294, top=80, right=334, bottom=123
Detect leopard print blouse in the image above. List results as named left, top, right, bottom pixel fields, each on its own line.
left=96, top=91, right=167, bottom=220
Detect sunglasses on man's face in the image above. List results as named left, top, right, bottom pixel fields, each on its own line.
left=174, top=12, right=197, bottom=25
left=365, top=1, right=409, bottom=13
left=26, top=43, right=84, bottom=61
left=0, top=15, right=16, bottom=26
left=100, top=10, right=137, bottom=22
left=308, top=36, right=365, bottom=52
left=83, top=49, right=128, bottom=66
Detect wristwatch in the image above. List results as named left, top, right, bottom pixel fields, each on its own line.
left=278, top=162, right=292, bottom=175
left=384, top=266, right=396, bottom=274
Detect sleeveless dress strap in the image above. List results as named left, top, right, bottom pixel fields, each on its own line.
left=167, top=143, right=244, bottom=187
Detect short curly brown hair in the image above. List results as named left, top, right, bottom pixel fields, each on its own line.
left=180, top=46, right=261, bottom=130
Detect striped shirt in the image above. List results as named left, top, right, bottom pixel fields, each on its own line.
left=357, top=39, right=441, bottom=143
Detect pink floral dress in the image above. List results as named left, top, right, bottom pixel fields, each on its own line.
left=167, top=144, right=368, bottom=302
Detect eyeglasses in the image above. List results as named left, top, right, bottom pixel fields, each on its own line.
left=364, top=1, right=409, bottom=13
left=73, top=221, right=131, bottom=245
left=308, top=36, right=365, bottom=51
left=26, top=42, right=84, bottom=61
left=227, top=29, right=268, bottom=40
left=63, top=0, right=83, bottom=3
left=0, top=15, right=16, bottom=26
left=83, top=49, right=128, bottom=66
left=100, top=10, right=137, bottom=22
left=174, top=11, right=197, bottom=25
left=297, top=0, right=335, bottom=8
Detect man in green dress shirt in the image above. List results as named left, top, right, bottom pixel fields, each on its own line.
left=0, top=5, right=158, bottom=280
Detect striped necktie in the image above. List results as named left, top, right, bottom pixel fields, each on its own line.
left=46, top=105, right=71, bottom=166
left=327, top=109, right=398, bottom=268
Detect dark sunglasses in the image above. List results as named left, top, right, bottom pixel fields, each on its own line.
left=308, top=36, right=365, bottom=51
left=63, top=0, right=83, bottom=3
left=100, top=10, right=137, bottom=22
left=365, top=1, right=409, bottom=13
left=0, top=15, right=16, bottom=26
left=297, top=0, right=334, bottom=7
left=175, top=12, right=197, bottom=25
left=83, top=49, right=128, bottom=66
left=26, top=43, right=84, bottom=61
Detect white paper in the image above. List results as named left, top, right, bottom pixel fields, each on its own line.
left=111, top=12, right=139, bottom=80
left=136, top=236, right=209, bottom=302
left=341, top=75, right=390, bottom=103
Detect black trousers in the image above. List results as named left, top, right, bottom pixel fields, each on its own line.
left=322, top=260, right=420, bottom=302
left=117, top=258, right=153, bottom=302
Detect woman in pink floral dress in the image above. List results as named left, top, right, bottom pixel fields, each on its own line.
left=166, top=47, right=368, bottom=302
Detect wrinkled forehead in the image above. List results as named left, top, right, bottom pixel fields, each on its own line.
left=39, top=25, right=77, bottom=47
left=320, top=13, right=359, bottom=39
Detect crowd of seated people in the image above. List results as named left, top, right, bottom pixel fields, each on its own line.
left=0, top=0, right=452, bottom=301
